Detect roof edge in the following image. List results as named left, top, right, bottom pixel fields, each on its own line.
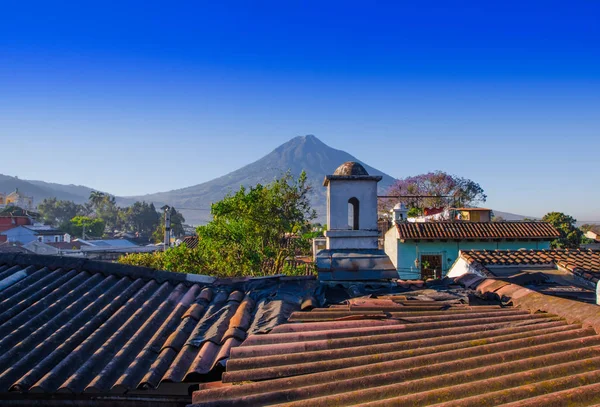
left=0, top=253, right=216, bottom=285
left=455, top=274, right=600, bottom=333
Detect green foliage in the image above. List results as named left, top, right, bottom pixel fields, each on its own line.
left=119, top=243, right=205, bottom=274
left=196, top=170, right=316, bottom=276
left=152, top=207, right=186, bottom=243
left=119, top=171, right=317, bottom=277
left=542, top=212, right=583, bottom=249
left=407, top=207, right=423, bottom=218
left=67, top=216, right=105, bottom=238
left=121, top=201, right=160, bottom=239
left=88, top=191, right=119, bottom=232
left=37, top=198, right=86, bottom=228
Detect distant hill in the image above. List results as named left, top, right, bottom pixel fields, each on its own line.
left=122, top=135, right=397, bottom=224
left=491, top=210, right=538, bottom=221
left=0, top=174, right=92, bottom=204
left=3, top=136, right=554, bottom=226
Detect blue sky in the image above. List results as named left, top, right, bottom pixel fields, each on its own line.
left=0, top=1, right=598, bottom=220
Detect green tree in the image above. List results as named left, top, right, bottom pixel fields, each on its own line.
left=67, top=216, right=105, bottom=238
left=119, top=243, right=205, bottom=273
left=122, top=201, right=160, bottom=239
left=37, top=198, right=85, bottom=228
left=195, top=171, right=315, bottom=276
left=542, top=212, right=583, bottom=249
left=88, top=191, right=120, bottom=232
left=119, top=171, right=316, bottom=277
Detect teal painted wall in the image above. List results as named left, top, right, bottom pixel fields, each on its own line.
left=395, top=239, right=551, bottom=280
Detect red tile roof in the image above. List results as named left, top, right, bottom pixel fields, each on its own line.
left=191, top=288, right=600, bottom=407
left=461, top=249, right=600, bottom=284
left=396, top=221, right=560, bottom=240
left=0, top=253, right=320, bottom=397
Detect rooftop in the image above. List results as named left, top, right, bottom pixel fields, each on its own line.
left=461, top=249, right=600, bottom=284
left=191, top=274, right=600, bottom=406
left=3, top=253, right=600, bottom=406
left=395, top=221, right=560, bottom=240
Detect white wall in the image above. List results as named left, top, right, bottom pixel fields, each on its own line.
left=327, top=180, right=378, bottom=231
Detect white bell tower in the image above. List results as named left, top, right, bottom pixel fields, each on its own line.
left=323, top=161, right=381, bottom=250
left=317, top=161, right=397, bottom=280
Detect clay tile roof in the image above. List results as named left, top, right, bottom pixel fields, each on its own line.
left=0, top=253, right=321, bottom=397
left=396, top=221, right=560, bottom=240
left=181, top=235, right=199, bottom=249
left=191, top=286, right=600, bottom=407
left=461, top=248, right=600, bottom=284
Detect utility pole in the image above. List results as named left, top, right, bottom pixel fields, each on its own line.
left=82, top=223, right=86, bottom=240
left=163, top=206, right=171, bottom=251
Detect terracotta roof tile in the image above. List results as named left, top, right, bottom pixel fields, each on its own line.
left=0, top=253, right=321, bottom=396
left=462, top=249, right=600, bottom=283
left=396, top=221, right=560, bottom=240
left=191, top=288, right=600, bottom=407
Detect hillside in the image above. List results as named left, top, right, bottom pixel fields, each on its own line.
left=0, top=175, right=91, bottom=204
left=122, top=135, right=397, bottom=224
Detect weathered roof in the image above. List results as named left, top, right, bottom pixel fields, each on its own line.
left=333, top=161, right=369, bottom=176
left=0, top=253, right=322, bottom=396
left=461, top=249, right=600, bottom=284
left=323, top=162, right=382, bottom=186
left=182, top=235, right=199, bottom=249
left=396, top=221, right=560, bottom=240
left=191, top=279, right=600, bottom=406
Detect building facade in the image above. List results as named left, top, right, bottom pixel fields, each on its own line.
left=384, top=221, right=559, bottom=280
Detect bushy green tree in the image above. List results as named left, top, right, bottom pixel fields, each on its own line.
left=542, top=212, right=583, bottom=249
left=67, top=216, right=105, bottom=238
left=119, top=243, right=205, bottom=273
left=119, top=171, right=316, bottom=277
left=121, top=201, right=160, bottom=239
left=37, top=198, right=86, bottom=228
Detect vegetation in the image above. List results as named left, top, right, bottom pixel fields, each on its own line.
left=541, top=212, right=585, bottom=249
left=66, top=216, right=105, bottom=238
left=381, top=171, right=487, bottom=213
left=36, top=192, right=185, bottom=242
left=119, top=171, right=317, bottom=277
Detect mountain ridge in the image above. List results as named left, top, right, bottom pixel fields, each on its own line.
left=120, top=135, right=397, bottom=224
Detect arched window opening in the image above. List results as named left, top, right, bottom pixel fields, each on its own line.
left=348, top=197, right=360, bottom=230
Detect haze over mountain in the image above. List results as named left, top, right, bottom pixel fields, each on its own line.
left=0, top=174, right=93, bottom=204
left=122, top=135, right=397, bottom=224
left=3, top=135, right=588, bottom=226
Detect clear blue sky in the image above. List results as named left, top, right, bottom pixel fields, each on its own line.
left=1, top=1, right=598, bottom=220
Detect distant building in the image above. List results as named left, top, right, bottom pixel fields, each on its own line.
left=454, top=207, right=492, bottom=222
left=0, top=225, right=70, bottom=245
left=384, top=219, right=560, bottom=280
left=0, top=189, right=34, bottom=210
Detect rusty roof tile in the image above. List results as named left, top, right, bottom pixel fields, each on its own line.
left=191, top=282, right=600, bottom=407
left=396, top=221, right=560, bottom=240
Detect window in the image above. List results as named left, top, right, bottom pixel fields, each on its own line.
left=420, top=254, right=443, bottom=280
left=54, top=236, right=59, bottom=243
left=348, top=197, right=360, bottom=230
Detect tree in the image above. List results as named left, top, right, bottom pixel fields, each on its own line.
left=196, top=170, right=316, bottom=276
left=541, top=212, right=583, bottom=249
left=121, top=201, right=160, bottom=239
left=88, top=191, right=120, bottom=232
left=67, top=216, right=105, bottom=238
left=380, top=171, right=487, bottom=213
left=119, top=171, right=316, bottom=277
left=152, top=207, right=186, bottom=243
left=37, top=198, right=85, bottom=228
